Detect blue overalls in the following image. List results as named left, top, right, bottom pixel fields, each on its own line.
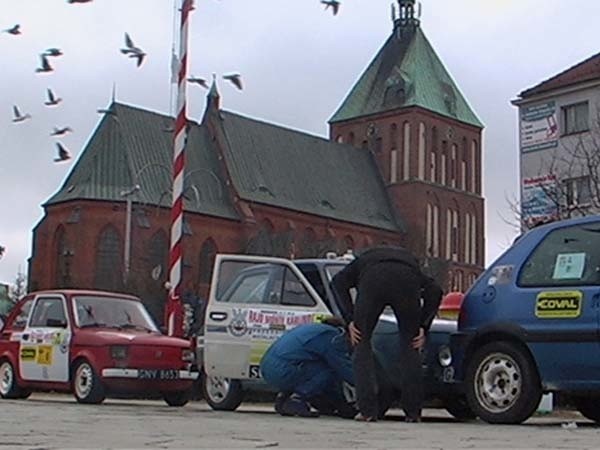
left=260, top=323, right=354, bottom=402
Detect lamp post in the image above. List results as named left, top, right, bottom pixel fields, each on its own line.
left=120, top=184, right=140, bottom=285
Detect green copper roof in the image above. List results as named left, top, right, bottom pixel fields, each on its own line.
left=330, top=27, right=483, bottom=128
left=218, top=110, right=403, bottom=232
left=45, top=103, right=240, bottom=220
left=46, top=102, right=403, bottom=233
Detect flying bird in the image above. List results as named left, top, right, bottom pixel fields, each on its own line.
left=44, top=48, right=63, bottom=57
left=35, top=54, right=53, bottom=73
left=223, top=73, right=243, bottom=90
left=54, top=142, right=71, bottom=163
left=12, top=105, right=31, bottom=123
left=44, top=88, right=62, bottom=106
left=120, top=32, right=146, bottom=67
left=321, top=0, right=340, bottom=15
left=4, top=24, right=21, bottom=35
left=187, top=76, right=209, bottom=88
left=51, top=126, right=73, bottom=137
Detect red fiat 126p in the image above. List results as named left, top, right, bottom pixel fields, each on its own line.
left=0, top=290, right=198, bottom=406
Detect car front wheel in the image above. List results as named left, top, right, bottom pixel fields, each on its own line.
left=574, top=397, right=600, bottom=423
left=163, top=390, right=191, bottom=407
left=202, top=372, right=244, bottom=411
left=466, top=341, right=541, bottom=424
left=0, top=360, right=30, bottom=399
left=73, top=360, right=105, bottom=404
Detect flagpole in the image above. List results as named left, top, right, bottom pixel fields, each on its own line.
left=166, top=0, right=194, bottom=337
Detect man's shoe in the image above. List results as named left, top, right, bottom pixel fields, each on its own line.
left=274, top=392, right=291, bottom=415
left=280, top=396, right=319, bottom=418
left=354, top=413, right=377, bottom=422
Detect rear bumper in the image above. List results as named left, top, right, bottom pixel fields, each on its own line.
left=102, top=368, right=199, bottom=380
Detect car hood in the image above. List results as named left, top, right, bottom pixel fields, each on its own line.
left=74, top=329, right=191, bottom=348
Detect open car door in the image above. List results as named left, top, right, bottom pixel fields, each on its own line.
left=203, top=255, right=331, bottom=380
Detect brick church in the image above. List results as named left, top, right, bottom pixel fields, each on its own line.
left=28, top=0, right=484, bottom=322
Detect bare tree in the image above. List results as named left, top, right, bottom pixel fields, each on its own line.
left=9, top=267, right=27, bottom=302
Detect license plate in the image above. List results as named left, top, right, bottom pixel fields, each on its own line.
left=138, top=369, right=179, bottom=380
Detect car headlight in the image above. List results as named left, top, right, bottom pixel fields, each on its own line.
left=438, top=345, right=452, bottom=367
left=182, top=349, right=195, bottom=363
left=110, top=345, right=128, bottom=360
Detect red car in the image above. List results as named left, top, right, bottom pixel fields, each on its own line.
left=0, top=290, right=198, bottom=406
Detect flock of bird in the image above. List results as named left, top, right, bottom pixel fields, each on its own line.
left=4, top=0, right=341, bottom=164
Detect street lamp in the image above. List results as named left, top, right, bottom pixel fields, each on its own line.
left=120, top=184, right=140, bottom=284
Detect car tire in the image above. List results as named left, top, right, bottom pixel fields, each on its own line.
left=72, top=360, right=105, bottom=404
left=163, top=390, right=191, bottom=407
left=202, top=372, right=244, bottom=411
left=0, top=360, right=30, bottom=400
left=443, top=395, right=476, bottom=421
left=574, top=397, right=600, bottom=423
left=465, top=341, right=541, bottom=424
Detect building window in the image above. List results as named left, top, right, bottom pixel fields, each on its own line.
left=426, top=203, right=433, bottom=256
left=461, top=160, right=467, bottom=191
left=403, top=122, right=411, bottom=180
left=336, top=135, right=343, bottom=143
left=445, top=208, right=452, bottom=259
left=464, top=213, right=471, bottom=264
left=348, top=132, right=355, bottom=146
left=390, top=149, right=398, bottom=183
left=562, top=102, right=589, bottom=135
left=390, top=124, right=398, bottom=149
left=430, top=150, right=436, bottom=182
left=471, top=140, right=478, bottom=194
left=470, top=213, right=477, bottom=265
left=452, top=209, right=459, bottom=262
left=451, top=144, right=457, bottom=188
left=94, top=225, right=122, bottom=291
left=198, top=238, right=218, bottom=284
left=433, top=204, right=440, bottom=257
left=563, top=176, right=592, bottom=207
left=418, top=122, right=426, bottom=179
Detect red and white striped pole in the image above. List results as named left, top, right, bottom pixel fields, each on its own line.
left=166, top=0, right=194, bottom=337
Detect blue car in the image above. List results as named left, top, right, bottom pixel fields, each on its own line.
left=452, top=216, right=600, bottom=424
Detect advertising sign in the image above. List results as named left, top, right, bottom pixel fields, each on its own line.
left=522, top=175, right=559, bottom=227
left=520, top=101, right=559, bottom=153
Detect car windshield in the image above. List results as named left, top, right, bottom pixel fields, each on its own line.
left=73, top=295, right=158, bottom=332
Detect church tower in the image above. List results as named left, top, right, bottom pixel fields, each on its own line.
left=329, top=0, right=484, bottom=290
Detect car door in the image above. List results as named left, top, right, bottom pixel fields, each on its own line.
left=204, top=255, right=331, bottom=380
left=20, top=295, right=71, bottom=383
left=516, top=220, right=600, bottom=383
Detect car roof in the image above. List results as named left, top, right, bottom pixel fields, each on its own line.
left=293, top=258, right=350, bottom=266
left=25, top=289, right=140, bottom=301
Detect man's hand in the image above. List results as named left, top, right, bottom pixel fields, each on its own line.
left=411, top=327, right=426, bottom=350
left=348, top=321, right=362, bottom=346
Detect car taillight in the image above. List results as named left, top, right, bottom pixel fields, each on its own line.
left=182, top=349, right=194, bottom=363
left=110, top=345, right=128, bottom=360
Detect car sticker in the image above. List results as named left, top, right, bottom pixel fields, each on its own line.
left=535, top=291, right=582, bottom=319
left=553, top=253, right=585, bottom=280
left=20, top=346, right=37, bottom=361
left=36, top=345, right=54, bottom=365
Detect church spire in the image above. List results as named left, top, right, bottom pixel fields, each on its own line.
left=394, top=0, right=420, bottom=37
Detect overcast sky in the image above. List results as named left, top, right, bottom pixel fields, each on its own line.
left=1, top=0, right=600, bottom=284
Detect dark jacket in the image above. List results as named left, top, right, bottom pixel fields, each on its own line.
left=331, top=246, right=442, bottom=330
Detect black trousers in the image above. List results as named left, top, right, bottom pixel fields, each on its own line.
left=352, top=262, right=423, bottom=419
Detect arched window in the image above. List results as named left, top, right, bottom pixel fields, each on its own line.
left=471, top=140, right=478, bottom=194
left=462, top=137, right=468, bottom=191
left=431, top=196, right=440, bottom=258
left=54, top=226, right=68, bottom=288
left=403, top=121, right=411, bottom=180
left=390, top=149, right=398, bottom=183
left=94, top=225, right=122, bottom=291
left=430, top=127, right=438, bottom=182
left=418, top=122, right=426, bottom=179
left=470, top=209, right=477, bottom=265
left=426, top=203, right=433, bottom=257
left=247, top=220, right=275, bottom=256
left=335, top=135, right=343, bottom=143
left=148, top=230, right=168, bottom=283
left=198, top=238, right=218, bottom=284
left=464, top=212, right=472, bottom=264
left=390, top=124, right=398, bottom=149
left=441, top=141, right=448, bottom=185
left=451, top=143, right=458, bottom=188
left=301, top=227, right=318, bottom=257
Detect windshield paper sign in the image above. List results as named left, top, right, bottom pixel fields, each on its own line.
left=535, top=291, right=582, bottom=319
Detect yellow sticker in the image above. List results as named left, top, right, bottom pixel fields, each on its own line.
left=535, top=291, right=582, bottom=318
left=20, top=347, right=37, bottom=362
left=36, top=345, right=53, bottom=365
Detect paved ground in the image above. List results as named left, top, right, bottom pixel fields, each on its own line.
left=1, top=394, right=599, bottom=449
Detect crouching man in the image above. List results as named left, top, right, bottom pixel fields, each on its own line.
left=260, top=316, right=356, bottom=418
